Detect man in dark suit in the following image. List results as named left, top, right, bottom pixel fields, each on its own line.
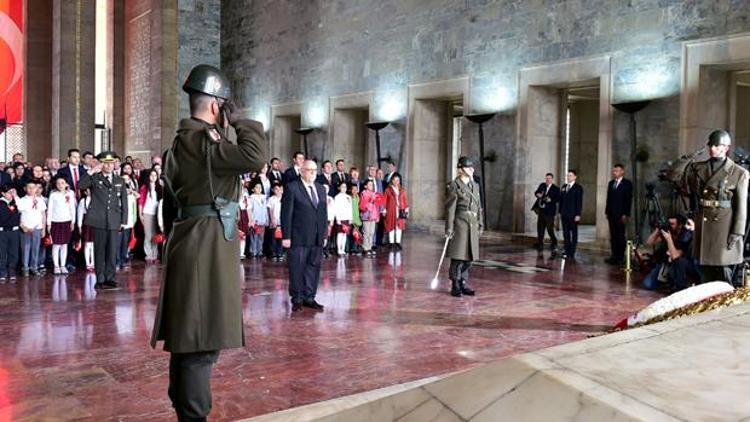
left=605, top=163, right=633, bottom=265
left=57, top=148, right=87, bottom=196
left=281, top=160, right=328, bottom=312
left=268, top=157, right=284, bottom=186
left=78, top=151, right=128, bottom=289
left=331, top=159, right=350, bottom=188
left=383, top=160, right=402, bottom=186
left=316, top=160, right=336, bottom=196
left=559, top=170, right=583, bottom=259
left=282, top=151, right=305, bottom=185
left=0, top=168, right=10, bottom=189
left=532, top=173, right=561, bottom=256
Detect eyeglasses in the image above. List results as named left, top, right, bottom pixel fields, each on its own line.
left=302, top=168, right=317, bottom=172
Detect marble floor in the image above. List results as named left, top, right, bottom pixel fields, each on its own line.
left=0, top=232, right=661, bottom=421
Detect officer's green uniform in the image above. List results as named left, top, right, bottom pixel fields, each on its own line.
left=445, top=156, right=483, bottom=297
left=150, top=64, right=267, bottom=421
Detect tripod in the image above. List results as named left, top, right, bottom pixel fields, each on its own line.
left=639, top=185, right=665, bottom=246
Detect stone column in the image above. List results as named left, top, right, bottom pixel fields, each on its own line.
left=24, top=0, right=53, bottom=162
left=51, top=0, right=96, bottom=158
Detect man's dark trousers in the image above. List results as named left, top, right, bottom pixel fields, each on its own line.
left=169, top=351, right=220, bottom=421
left=608, top=217, right=626, bottom=262
left=93, top=228, right=118, bottom=283
left=0, top=230, right=20, bottom=278
left=288, top=245, right=323, bottom=303
left=561, top=216, right=578, bottom=256
left=536, top=214, right=557, bottom=250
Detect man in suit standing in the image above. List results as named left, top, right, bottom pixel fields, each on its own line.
left=331, top=159, right=350, bottom=188
left=316, top=160, right=335, bottom=196
left=383, top=160, right=402, bottom=186
left=559, top=170, right=583, bottom=260
left=281, top=160, right=328, bottom=312
left=78, top=151, right=128, bottom=289
left=605, top=164, right=633, bottom=265
left=532, top=173, right=560, bottom=256
left=57, top=148, right=87, bottom=197
left=268, top=157, right=284, bottom=186
left=283, top=151, right=306, bottom=185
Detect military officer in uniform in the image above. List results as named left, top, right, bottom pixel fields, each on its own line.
left=150, top=64, right=267, bottom=421
left=78, top=151, right=128, bottom=290
left=673, top=129, right=748, bottom=283
left=445, top=156, right=484, bottom=297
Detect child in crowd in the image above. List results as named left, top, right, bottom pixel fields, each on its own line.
left=46, top=176, right=77, bottom=274
left=0, top=186, right=21, bottom=282
left=248, top=181, right=268, bottom=258
left=332, top=181, right=352, bottom=257
left=267, top=183, right=284, bottom=262
left=324, top=185, right=335, bottom=258
left=119, top=173, right=139, bottom=269
left=239, top=180, right=251, bottom=259
left=359, top=179, right=380, bottom=258
left=16, top=181, right=47, bottom=276
left=77, top=189, right=95, bottom=271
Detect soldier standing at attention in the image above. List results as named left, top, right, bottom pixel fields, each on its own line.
left=445, top=156, right=484, bottom=297
left=150, top=64, right=267, bottom=421
left=681, top=130, right=748, bottom=284
left=78, top=152, right=128, bottom=290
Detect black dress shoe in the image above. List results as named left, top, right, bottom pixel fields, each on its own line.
left=291, top=303, right=303, bottom=312
left=102, top=281, right=119, bottom=290
left=450, top=280, right=462, bottom=297
left=303, top=300, right=325, bottom=311
left=94, top=282, right=104, bottom=290
left=459, top=281, right=475, bottom=296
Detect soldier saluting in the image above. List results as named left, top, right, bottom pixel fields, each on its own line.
left=150, top=65, right=267, bottom=420
left=672, top=129, right=749, bottom=284
left=445, top=156, right=483, bottom=297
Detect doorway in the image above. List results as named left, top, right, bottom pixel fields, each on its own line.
left=332, top=107, right=369, bottom=172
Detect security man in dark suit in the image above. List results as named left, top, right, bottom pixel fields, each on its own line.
left=559, top=170, right=583, bottom=259
left=605, top=163, right=633, bottom=265
left=281, top=159, right=328, bottom=312
left=316, top=160, right=336, bottom=196
left=0, top=185, right=21, bottom=282
left=331, top=159, right=351, bottom=189
left=282, top=151, right=305, bottom=185
left=268, top=157, right=284, bottom=186
left=532, top=173, right=561, bottom=256
left=57, top=148, right=87, bottom=196
left=78, top=151, right=128, bottom=289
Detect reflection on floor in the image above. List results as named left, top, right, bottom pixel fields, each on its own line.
left=0, top=232, right=660, bottom=420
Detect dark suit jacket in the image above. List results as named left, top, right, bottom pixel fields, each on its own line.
left=268, top=169, right=283, bottom=186
left=57, top=164, right=87, bottom=191
left=559, top=183, right=583, bottom=218
left=605, top=178, right=633, bottom=219
left=282, top=167, right=300, bottom=185
left=533, top=183, right=560, bottom=216
left=331, top=171, right=350, bottom=189
left=316, top=173, right=335, bottom=196
left=281, top=179, right=328, bottom=247
left=383, top=171, right=402, bottom=186
left=78, top=172, right=128, bottom=230
left=0, top=172, right=10, bottom=189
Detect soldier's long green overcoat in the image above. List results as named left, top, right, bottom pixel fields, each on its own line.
left=445, top=177, right=483, bottom=261
left=150, top=118, right=266, bottom=353
left=685, top=157, right=749, bottom=266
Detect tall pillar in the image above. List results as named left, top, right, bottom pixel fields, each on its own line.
left=24, top=0, right=53, bottom=162
left=51, top=0, right=96, bottom=158
left=107, top=0, right=125, bottom=155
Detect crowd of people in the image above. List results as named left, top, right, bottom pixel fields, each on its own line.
left=0, top=149, right=411, bottom=283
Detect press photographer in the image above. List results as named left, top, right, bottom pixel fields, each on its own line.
left=642, top=214, right=696, bottom=292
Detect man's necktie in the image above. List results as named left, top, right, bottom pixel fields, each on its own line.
left=308, top=185, right=318, bottom=207
left=73, top=167, right=79, bottom=190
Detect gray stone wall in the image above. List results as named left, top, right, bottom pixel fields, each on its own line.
left=178, top=0, right=221, bottom=120
left=220, top=0, right=749, bottom=230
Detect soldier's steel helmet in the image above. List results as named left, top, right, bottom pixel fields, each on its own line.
left=182, top=64, right=231, bottom=100
left=457, top=156, right=475, bottom=168
left=707, top=129, right=731, bottom=147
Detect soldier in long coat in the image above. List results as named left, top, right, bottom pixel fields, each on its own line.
left=150, top=65, right=267, bottom=420
left=673, top=129, right=748, bottom=283
left=445, top=156, right=484, bottom=297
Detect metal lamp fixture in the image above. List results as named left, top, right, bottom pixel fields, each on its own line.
left=465, top=113, right=496, bottom=228
left=365, top=121, right=391, bottom=168
left=295, top=127, right=314, bottom=159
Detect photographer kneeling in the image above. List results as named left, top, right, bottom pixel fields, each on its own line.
left=642, top=214, right=697, bottom=292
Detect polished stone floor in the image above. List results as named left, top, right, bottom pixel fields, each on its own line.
left=0, top=233, right=661, bottom=420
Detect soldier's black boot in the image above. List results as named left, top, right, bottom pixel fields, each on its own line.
left=459, top=280, right=475, bottom=296
left=450, top=279, right=462, bottom=297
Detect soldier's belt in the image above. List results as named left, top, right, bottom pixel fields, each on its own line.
left=177, top=205, right=217, bottom=219
left=177, top=201, right=240, bottom=241
left=699, top=199, right=731, bottom=209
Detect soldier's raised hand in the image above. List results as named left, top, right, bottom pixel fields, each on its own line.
left=223, top=100, right=246, bottom=126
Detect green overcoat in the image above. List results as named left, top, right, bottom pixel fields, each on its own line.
left=445, top=177, right=483, bottom=261
left=150, top=118, right=267, bottom=353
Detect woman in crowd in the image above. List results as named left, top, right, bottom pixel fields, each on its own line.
left=248, top=181, right=268, bottom=258
left=239, top=178, right=251, bottom=259
left=121, top=162, right=138, bottom=190
left=118, top=173, right=140, bottom=269
left=139, top=169, right=162, bottom=264
left=383, top=174, right=409, bottom=251
left=359, top=179, right=380, bottom=258
left=332, top=181, right=353, bottom=257
left=77, top=189, right=95, bottom=271
left=46, top=176, right=76, bottom=274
